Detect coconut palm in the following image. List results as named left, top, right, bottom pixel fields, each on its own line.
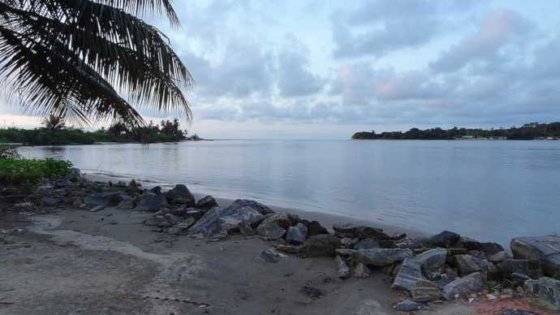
left=0, top=0, right=193, bottom=126
left=42, top=113, right=65, bottom=135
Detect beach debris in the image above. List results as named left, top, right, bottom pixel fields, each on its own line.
left=195, top=195, right=218, bottom=210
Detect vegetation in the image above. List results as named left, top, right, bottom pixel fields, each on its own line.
left=0, top=0, right=192, bottom=125
left=0, top=119, right=199, bottom=145
left=0, top=158, right=72, bottom=186
left=352, top=122, right=560, bottom=140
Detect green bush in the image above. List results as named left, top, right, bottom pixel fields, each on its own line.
left=0, top=158, right=73, bottom=186
left=0, top=144, right=21, bottom=159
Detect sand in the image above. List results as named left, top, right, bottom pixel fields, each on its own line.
left=0, top=199, right=478, bottom=314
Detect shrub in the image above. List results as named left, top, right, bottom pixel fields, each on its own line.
left=0, top=144, right=21, bottom=159
left=0, top=158, right=73, bottom=186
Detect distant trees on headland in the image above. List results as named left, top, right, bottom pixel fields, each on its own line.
left=0, top=119, right=202, bottom=146
left=352, top=122, right=560, bottom=140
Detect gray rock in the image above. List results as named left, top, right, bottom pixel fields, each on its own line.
left=394, top=299, right=425, bottom=312
left=354, top=263, right=371, bottom=278
left=489, top=251, right=510, bottom=263
left=255, top=213, right=291, bottom=240
left=228, top=199, right=274, bottom=215
left=454, top=255, right=484, bottom=276
left=184, top=207, right=206, bottom=220
left=427, top=230, right=460, bottom=247
left=462, top=238, right=505, bottom=256
left=188, top=200, right=268, bottom=238
left=135, top=193, right=168, bottom=212
left=238, top=220, right=255, bottom=236
left=299, top=234, right=341, bottom=258
left=286, top=223, right=308, bottom=245
left=412, top=280, right=442, bottom=302
left=166, top=217, right=196, bottom=235
left=332, top=223, right=392, bottom=240
left=165, top=184, right=195, bottom=206
left=259, top=248, right=285, bottom=263
left=66, top=168, right=82, bottom=182
left=392, top=248, right=447, bottom=293
left=306, top=220, right=329, bottom=236
left=392, top=258, right=424, bottom=292
left=353, top=238, right=380, bottom=250
left=511, top=235, right=560, bottom=278
left=150, top=186, right=162, bottom=194
left=524, top=277, right=560, bottom=310
left=335, top=256, right=350, bottom=279
left=498, top=258, right=529, bottom=276
left=352, top=248, right=413, bottom=267
left=195, top=195, right=218, bottom=210
left=164, top=213, right=180, bottom=225
left=443, top=272, right=485, bottom=300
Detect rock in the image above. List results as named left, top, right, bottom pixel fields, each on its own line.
left=238, top=220, right=255, bottom=236
left=66, top=168, right=82, bottom=182
left=188, top=200, right=268, bottom=238
left=412, top=280, right=442, bottom=302
left=511, top=272, right=531, bottom=285
left=299, top=234, right=341, bottom=258
left=150, top=186, right=162, bottom=194
left=354, top=263, right=371, bottom=278
left=489, top=251, right=510, bottom=263
left=462, top=238, right=505, bottom=256
left=166, top=217, right=196, bottom=235
left=511, top=235, right=560, bottom=278
left=392, top=258, right=424, bottom=292
left=353, top=238, right=380, bottom=250
left=117, top=195, right=135, bottom=209
left=443, top=272, right=485, bottom=300
left=195, top=195, right=218, bottom=210
left=351, top=248, right=413, bottom=267
left=165, top=184, right=195, bottom=206
left=417, top=248, right=447, bottom=279
left=525, top=277, right=560, bottom=310
left=255, top=213, right=291, bottom=240
left=454, top=255, right=484, bottom=276
left=259, top=248, right=285, bottom=263
left=335, top=256, right=350, bottom=279
left=394, top=299, right=425, bottom=312
left=41, top=197, right=61, bottom=207
left=392, top=248, right=447, bottom=293
left=286, top=223, right=308, bottom=245
left=332, top=223, right=393, bottom=240
left=184, top=207, right=206, bottom=219
left=498, top=259, right=529, bottom=276
left=83, top=192, right=123, bottom=209
left=135, top=193, right=168, bottom=212
left=427, top=231, right=461, bottom=248
left=306, top=220, right=329, bottom=236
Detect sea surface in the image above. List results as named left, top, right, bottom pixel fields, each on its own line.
left=19, top=140, right=560, bottom=245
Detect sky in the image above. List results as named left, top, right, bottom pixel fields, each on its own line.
left=2, top=0, right=560, bottom=139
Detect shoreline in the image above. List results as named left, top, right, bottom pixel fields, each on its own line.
left=84, top=170, right=427, bottom=240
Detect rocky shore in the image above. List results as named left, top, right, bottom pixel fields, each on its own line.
left=2, top=169, right=560, bottom=314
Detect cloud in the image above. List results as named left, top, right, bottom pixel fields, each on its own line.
left=431, top=9, right=531, bottom=73
left=331, top=0, right=482, bottom=59
left=276, top=40, right=324, bottom=97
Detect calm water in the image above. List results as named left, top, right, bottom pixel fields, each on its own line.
left=19, top=140, right=560, bottom=245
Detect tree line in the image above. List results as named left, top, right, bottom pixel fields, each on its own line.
left=0, top=116, right=201, bottom=146
left=352, top=122, right=560, bottom=140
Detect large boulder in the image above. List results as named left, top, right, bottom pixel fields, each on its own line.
left=392, top=248, right=446, bottom=292
left=349, top=248, right=413, bottom=267
left=353, top=238, right=380, bottom=250
left=443, top=272, right=485, bottom=300
left=511, top=235, right=560, bottom=278
left=461, top=238, right=505, bottom=256
left=524, top=277, right=560, bottom=310
left=298, top=234, right=341, bottom=258
left=332, top=223, right=393, bottom=240
left=188, top=199, right=269, bottom=238
left=195, top=195, right=218, bottom=210
left=306, top=220, right=329, bottom=236
left=255, top=213, right=292, bottom=240
left=135, top=193, right=168, bottom=212
left=165, top=184, right=195, bottom=206
left=426, top=231, right=461, bottom=248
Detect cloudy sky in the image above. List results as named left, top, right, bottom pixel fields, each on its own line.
left=2, top=0, right=560, bottom=139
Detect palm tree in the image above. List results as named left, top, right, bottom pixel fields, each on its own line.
left=0, top=0, right=193, bottom=126
left=42, top=113, right=65, bottom=135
